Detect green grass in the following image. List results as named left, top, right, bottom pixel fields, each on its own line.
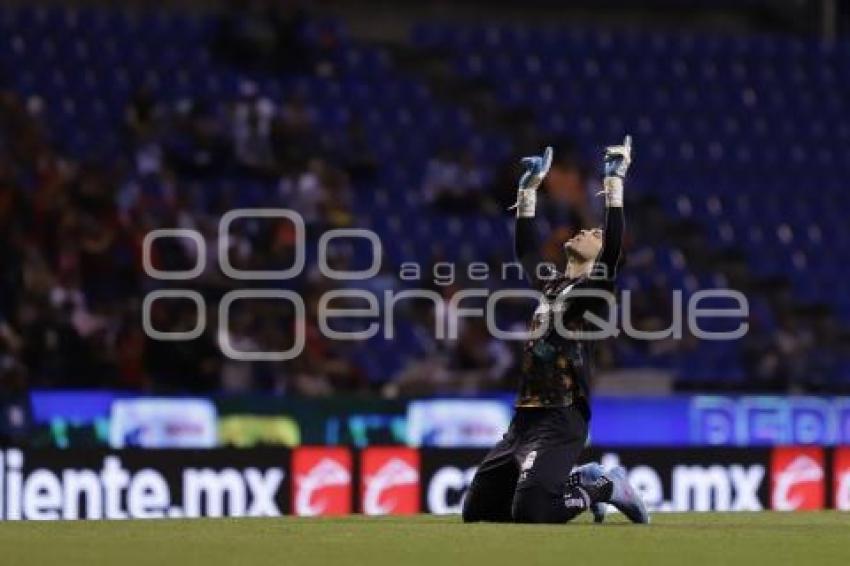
left=2, top=513, right=848, bottom=566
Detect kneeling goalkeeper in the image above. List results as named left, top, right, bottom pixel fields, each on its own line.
left=462, top=137, right=649, bottom=524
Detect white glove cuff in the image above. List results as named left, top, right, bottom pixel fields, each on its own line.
left=514, top=188, right=537, bottom=218
left=602, top=177, right=624, bottom=207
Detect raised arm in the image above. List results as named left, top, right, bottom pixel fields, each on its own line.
left=510, top=147, right=553, bottom=290
left=515, top=217, right=546, bottom=289
left=594, top=206, right=624, bottom=280
left=592, top=136, right=631, bottom=280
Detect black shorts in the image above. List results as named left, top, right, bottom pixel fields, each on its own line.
left=462, top=406, right=588, bottom=523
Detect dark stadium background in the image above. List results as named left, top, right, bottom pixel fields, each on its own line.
left=1, top=0, right=850, bottom=520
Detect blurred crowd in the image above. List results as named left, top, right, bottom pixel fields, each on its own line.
left=0, top=4, right=838, bottom=399
left=0, top=75, right=363, bottom=395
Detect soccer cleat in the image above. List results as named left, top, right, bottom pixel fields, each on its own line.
left=573, top=463, right=607, bottom=523
left=607, top=466, right=650, bottom=524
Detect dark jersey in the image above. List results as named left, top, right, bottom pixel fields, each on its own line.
left=513, top=206, right=624, bottom=415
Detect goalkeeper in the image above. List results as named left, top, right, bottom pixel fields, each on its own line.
left=462, top=137, right=649, bottom=524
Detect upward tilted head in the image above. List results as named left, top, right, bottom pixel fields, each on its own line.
left=564, top=228, right=603, bottom=262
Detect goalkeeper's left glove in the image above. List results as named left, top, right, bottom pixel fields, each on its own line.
left=601, top=135, right=632, bottom=208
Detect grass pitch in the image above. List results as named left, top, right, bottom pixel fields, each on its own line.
left=2, top=512, right=848, bottom=566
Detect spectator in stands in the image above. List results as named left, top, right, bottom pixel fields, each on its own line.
left=272, top=91, right=320, bottom=167
left=166, top=99, right=230, bottom=179
left=231, top=81, right=276, bottom=175
left=423, top=148, right=486, bottom=213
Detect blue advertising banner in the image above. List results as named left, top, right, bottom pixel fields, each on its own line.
left=688, top=396, right=850, bottom=446
left=589, top=397, right=689, bottom=446
left=590, top=395, right=850, bottom=447
left=24, top=391, right=850, bottom=448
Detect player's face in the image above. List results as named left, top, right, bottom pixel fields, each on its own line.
left=564, top=229, right=603, bottom=261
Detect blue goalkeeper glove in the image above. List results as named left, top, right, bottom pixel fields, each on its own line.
left=601, top=135, right=632, bottom=207
left=509, top=146, right=553, bottom=218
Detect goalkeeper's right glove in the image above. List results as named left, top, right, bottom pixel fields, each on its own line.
left=509, top=146, right=553, bottom=218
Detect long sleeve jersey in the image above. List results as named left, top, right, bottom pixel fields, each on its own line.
left=513, top=206, right=624, bottom=418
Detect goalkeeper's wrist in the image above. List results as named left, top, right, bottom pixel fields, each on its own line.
left=602, top=177, right=624, bottom=207
left=514, top=188, right=537, bottom=218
